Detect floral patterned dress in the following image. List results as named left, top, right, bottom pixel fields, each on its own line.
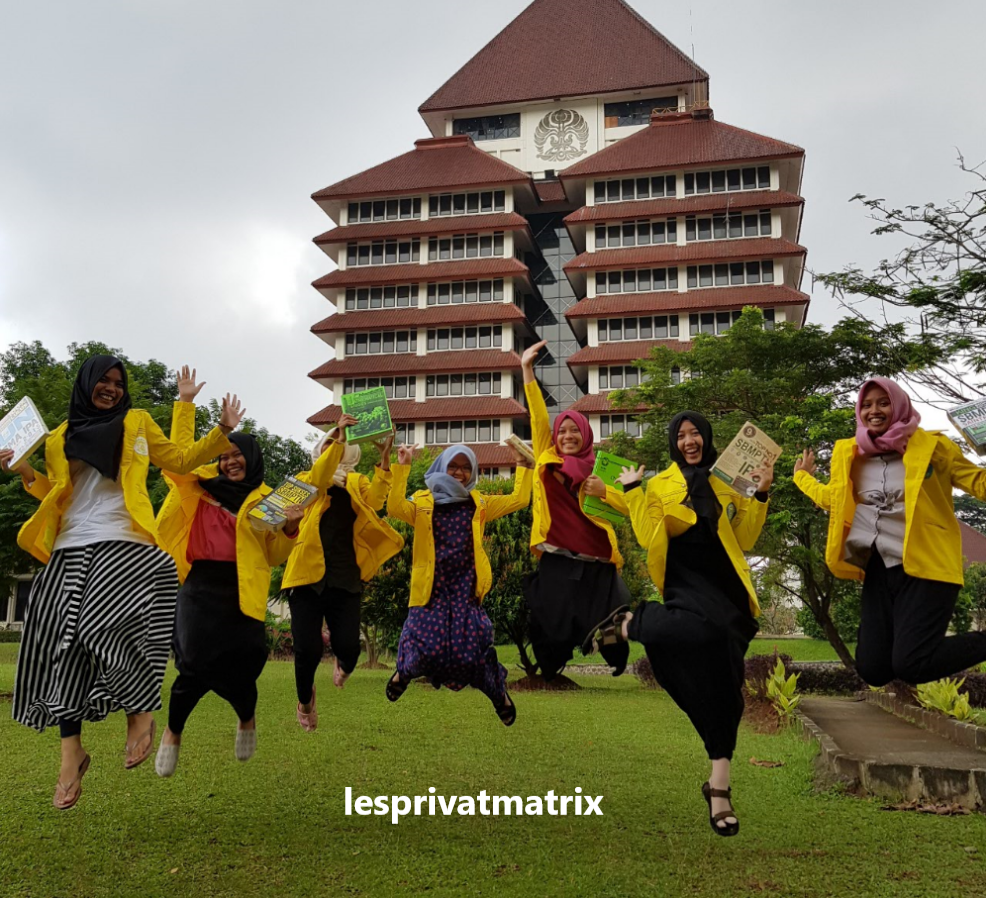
left=396, top=500, right=507, bottom=707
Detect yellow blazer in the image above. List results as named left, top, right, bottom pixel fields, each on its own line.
left=524, top=379, right=623, bottom=568
left=387, top=464, right=533, bottom=607
left=794, top=428, right=986, bottom=586
left=604, top=464, right=767, bottom=616
left=282, top=448, right=404, bottom=589
left=17, top=405, right=230, bottom=564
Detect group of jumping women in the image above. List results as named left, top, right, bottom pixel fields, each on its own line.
left=3, top=344, right=986, bottom=836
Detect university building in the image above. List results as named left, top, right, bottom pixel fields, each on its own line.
left=307, top=0, right=807, bottom=474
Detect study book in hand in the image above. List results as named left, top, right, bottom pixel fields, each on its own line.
left=340, top=387, right=393, bottom=443
left=582, top=450, right=636, bottom=525
left=0, top=396, right=50, bottom=470
left=248, top=476, right=319, bottom=531
left=711, top=422, right=781, bottom=497
left=947, top=398, right=986, bottom=457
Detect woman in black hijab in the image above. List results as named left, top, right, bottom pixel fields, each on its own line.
left=2, top=356, right=240, bottom=809
left=584, top=412, right=774, bottom=836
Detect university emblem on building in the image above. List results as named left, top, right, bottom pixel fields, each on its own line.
left=533, top=109, right=589, bottom=162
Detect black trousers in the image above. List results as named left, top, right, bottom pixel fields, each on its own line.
left=168, top=673, right=258, bottom=734
left=855, top=553, right=986, bottom=687
left=287, top=585, right=362, bottom=704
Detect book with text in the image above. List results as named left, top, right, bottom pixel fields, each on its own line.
left=947, top=398, right=986, bottom=457
left=711, top=422, right=781, bottom=497
left=340, top=387, right=393, bottom=443
left=0, top=396, right=50, bottom=470
left=248, top=476, right=319, bottom=531
left=582, top=450, right=636, bottom=525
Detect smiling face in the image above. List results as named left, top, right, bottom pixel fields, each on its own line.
left=676, top=419, right=704, bottom=466
left=556, top=418, right=584, bottom=456
left=91, top=367, right=126, bottom=410
left=219, top=445, right=247, bottom=482
left=446, top=453, right=473, bottom=486
left=860, top=385, right=893, bottom=436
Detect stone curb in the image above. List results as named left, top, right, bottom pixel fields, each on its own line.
left=795, top=705, right=986, bottom=811
left=865, top=691, right=986, bottom=754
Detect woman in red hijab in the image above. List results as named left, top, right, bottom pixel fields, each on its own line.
left=520, top=341, right=631, bottom=680
left=795, top=377, right=986, bottom=685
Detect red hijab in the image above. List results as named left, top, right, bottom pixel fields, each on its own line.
left=551, top=410, right=596, bottom=487
left=855, top=377, right=921, bottom=456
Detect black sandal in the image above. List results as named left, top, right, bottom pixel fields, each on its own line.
left=581, top=604, right=631, bottom=656
left=495, top=692, right=517, bottom=727
left=701, top=782, right=739, bottom=837
left=385, top=672, right=408, bottom=703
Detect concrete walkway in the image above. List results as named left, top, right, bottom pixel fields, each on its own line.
left=798, top=696, right=986, bottom=809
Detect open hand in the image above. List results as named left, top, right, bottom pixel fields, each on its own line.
left=584, top=474, right=607, bottom=497
left=617, top=465, right=646, bottom=487
left=397, top=443, right=419, bottom=466
left=370, top=428, right=395, bottom=455
left=793, top=449, right=816, bottom=477
left=282, top=503, right=305, bottom=537
left=521, top=340, right=547, bottom=372
left=219, top=394, right=246, bottom=433
left=177, top=365, right=206, bottom=403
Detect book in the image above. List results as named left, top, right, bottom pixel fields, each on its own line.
left=948, top=398, right=986, bottom=457
left=0, top=396, right=50, bottom=470
left=582, top=450, right=637, bottom=525
left=502, top=433, right=536, bottom=464
left=248, top=476, right=319, bottom=531
left=711, top=422, right=782, bottom=497
left=340, top=387, right=393, bottom=443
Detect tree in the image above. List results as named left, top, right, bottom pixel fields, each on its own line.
left=954, top=494, right=986, bottom=536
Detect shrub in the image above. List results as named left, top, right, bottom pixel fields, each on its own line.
left=265, top=610, right=293, bottom=658
left=765, top=657, right=801, bottom=724
left=915, top=677, right=986, bottom=724
left=744, top=651, right=794, bottom=701
left=0, top=629, right=22, bottom=643
left=790, top=663, right=865, bottom=694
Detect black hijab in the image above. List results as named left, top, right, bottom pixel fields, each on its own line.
left=668, top=411, right=721, bottom=524
left=200, top=432, right=265, bottom=513
left=64, top=355, right=133, bottom=480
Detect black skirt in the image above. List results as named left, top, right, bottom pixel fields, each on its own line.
left=173, top=561, right=267, bottom=695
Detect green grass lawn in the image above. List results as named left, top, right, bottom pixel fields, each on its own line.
left=0, top=659, right=982, bottom=898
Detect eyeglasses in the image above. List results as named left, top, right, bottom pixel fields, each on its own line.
left=447, top=463, right=473, bottom=474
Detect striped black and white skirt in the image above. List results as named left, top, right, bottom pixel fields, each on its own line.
left=13, top=540, right=179, bottom=733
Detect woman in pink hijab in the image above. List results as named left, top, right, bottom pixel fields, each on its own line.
left=794, top=377, right=986, bottom=685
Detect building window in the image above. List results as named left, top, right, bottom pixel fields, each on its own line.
left=599, top=415, right=642, bottom=438
left=598, top=366, right=642, bottom=390
left=428, top=232, right=505, bottom=261
left=393, top=423, right=414, bottom=444
left=594, top=219, right=677, bottom=248
left=683, top=166, right=771, bottom=196
left=452, top=114, right=521, bottom=141
left=598, top=316, right=679, bottom=343
left=346, top=239, right=420, bottom=266
left=344, top=330, right=417, bottom=355
left=426, top=372, right=502, bottom=397
left=604, top=97, right=677, bottom=128
left=688, top=307, right=776, bottom=336
left=593, top=175, right=676, bottom=204
left=686, top=260, right=775, bottom=289
left=671, top=366, right=682, bottom=385
left=684, top=211, right=772, bottom=242
left=428, top=190, right=506, bottom=217
left=426, top=326, right=502, bottom=351
left=347, top=197, right=421, bottom=223
left=344, top=285, right=417, bottom=311
left=594, top=267, right=678, bottom=295
left=426, top=279, right=504, bottom=305
left=425, top=420, right=501, bottom=444
left=343, top=376, right=416, bottom=400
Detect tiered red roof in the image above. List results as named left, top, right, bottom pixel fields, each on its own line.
left=309, top=350, right=522, bottom=380
left=308, top=397, right=527, bottom=427
left=419, top=0, right=706, bottom=113
left=535, top=181, right=569, bottom=204
left=314, top=213, right=530, bottom=247
left=564, top=191, right=804, bottom=224
left=568, top=340, right=691, bottom=367
left=312, top=304, right=529, bottom=335
left=565, top=286, right=810, bottom=319
left=561, top=110, right=804, bottom=179
left=564, top=238, right=806, bottom=273
left=313, top=258, right=531, bottom=291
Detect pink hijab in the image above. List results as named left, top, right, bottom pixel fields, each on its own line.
left=551, top=410, right=596, bottom=486
left=855, top=377, right=921, bottom=456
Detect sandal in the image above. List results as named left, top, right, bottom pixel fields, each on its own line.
left=124, top=718, right=157, bottom=770
left=333, top=658, right=351, bottom=690
left=495, top=692, right=517, bottom=728
left=701, top=782, right=740, bottom=837
left=581, top=604, right=631, bottom=656
left=297, top=685, right=318, bottom=732
left=385, top=672, right=408, bottom=703
left=53, top=753, right=91, bottom=810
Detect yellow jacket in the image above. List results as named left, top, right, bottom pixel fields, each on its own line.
left=794, top=428, right=986, bottom=586
left=155, top=402, right=296, bottom=621
left=282, top=448, right=404, bottom=590
left=17, top=405, right=230, bottom=564
left=604, top=465, right=767, bottom=616
left=524, top=379, right=623, bottom=568
left=387, top=464, right=533, bottom=607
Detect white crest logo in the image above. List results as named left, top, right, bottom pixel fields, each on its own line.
left=533, top=109, right=589, bottom=162
left=133, top=436, right=149, bottom=457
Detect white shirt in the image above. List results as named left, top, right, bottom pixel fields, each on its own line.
left=52, top=462, right=154, bottom=552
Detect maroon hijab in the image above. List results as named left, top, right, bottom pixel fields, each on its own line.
left=551, top=410, right=596, bottom=487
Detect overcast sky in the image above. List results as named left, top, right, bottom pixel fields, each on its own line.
left=2, top=0, right=984, bottom=441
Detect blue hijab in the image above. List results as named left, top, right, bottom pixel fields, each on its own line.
left=424, top=445, right=478, bottom=505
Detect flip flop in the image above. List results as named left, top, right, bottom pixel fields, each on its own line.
left=385, top=672, right=408, bottom=703
left=581, top=604, right=631, bottom=656
left=495, top=692, right=517, bottom=727
left=124, top=718, right=157, bottom=770
left=53, top=753, right=91, bottom=810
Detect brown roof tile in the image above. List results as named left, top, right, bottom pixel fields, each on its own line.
left=960, top=522, right=986, bottom=567
left=419, top=0, right=706, bottom=112
left=313, top=258, right=530, bottom=290
left=564, top=191, right=804, bottom=224
left=309, top=350, right=522, bottom=379
left=312, top=304, right=528, bottom=334
left=308, top=397, right=528, bottom=426
left=568, top=340, right=691, bottom=366
left=565, top=286, right=810, bottom=318
left=564, top=238, right=806, bottom=272
left=535, top=180, right=570, bottom=204
left=314, top=213, right=530, bottom=246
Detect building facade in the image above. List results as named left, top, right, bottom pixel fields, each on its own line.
left=308, top=0, right=806, bottom=474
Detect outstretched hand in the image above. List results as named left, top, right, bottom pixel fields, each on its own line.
left=219, top=394, right=246, bottom=433
left=397, top=443, right=419, bottom=466
left=617, top=465, right=646, bottom=487
left=177, top=365, right=206, bottom=403
left=521, top=340, right=547, bottom=371
left=793, top=449, right=816, bottom=477
left=336, top=413, right=359, bottom=441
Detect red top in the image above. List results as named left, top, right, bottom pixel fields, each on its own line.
left=187, top=499, right=238, bottom=564
left=543, top=469, right=613, bottom=559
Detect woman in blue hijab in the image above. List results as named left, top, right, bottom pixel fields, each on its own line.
left=386, top=443, right=533, bottom=725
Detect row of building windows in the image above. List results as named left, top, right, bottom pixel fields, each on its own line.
left=452, top=114, right=521, bottom=141
left=428, top=232, right=505, bottom=261
left=426, top=326, right=503, bottom=351
left=594, top=267, right=678, bottom=294
left=347, top=197, right=422, bottom=223
left=344, top=285, right=417, bottom=311
left=426, top=372, right=502, bottom=397
left=604, top=97, right=677, bottom=128
left=427, top=279, right=505, bottom=305
left=686, top=212, right=772, bottom=242
left=595, top=219, right=677, bottom=248
left=346, top=239, right=420, bottom=266
left=598, top=315, right=679, bottom=342
left=429, top=191, right=507, bottom=217
left=684, top=166, right=771, bottom=195
left=345, top=330, right=417, bottom=355
left=686, top=260, right=775, bottom=288
left=599, top=414, right=643, bottom=438
left=343, top=377, right=416, bottom=399
left=598, top=365, right=641, bottom=390
left=593, top=175, right=676, bottom=204
left=426, top=420, right=501, bottom=445
left=689, top=308, right=776, bottom=335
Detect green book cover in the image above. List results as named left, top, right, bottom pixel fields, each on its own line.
left=582, top=450, right=636, bottom=525
left=340, top=387, right=393, bottom=443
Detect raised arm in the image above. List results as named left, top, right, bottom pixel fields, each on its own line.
left=387, top=446, right=418, bottom=525
left=521, top=340, right=553, bottom=460
left=485, top=465, right=533, bottom=520
left=148, top=393, right=242, bottom=475
left=362, top=428, right=396, bottom=509
left=792, top=449, right=832, bottom=512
